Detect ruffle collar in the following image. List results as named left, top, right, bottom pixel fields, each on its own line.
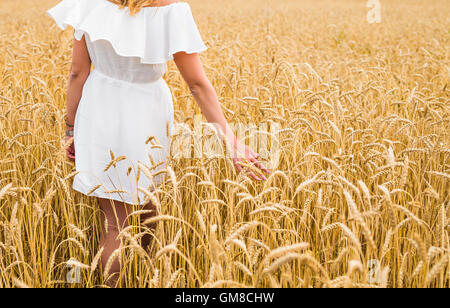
left=47, top=0, right=208, bottom=64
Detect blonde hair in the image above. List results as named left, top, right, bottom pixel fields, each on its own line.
left=108, top=0, right=159, bottom=15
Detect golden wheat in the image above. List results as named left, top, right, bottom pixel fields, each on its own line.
left=0, top=0, right=448, bottom=288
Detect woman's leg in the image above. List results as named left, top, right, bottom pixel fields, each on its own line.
left=139, top=201, right=158, bottom=251
left=97, top=197, right=132, bottom=287
left=97, top=197, right=158, bottom=287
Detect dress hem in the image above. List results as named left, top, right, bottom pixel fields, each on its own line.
left=73, top=176, right=150, bottom=206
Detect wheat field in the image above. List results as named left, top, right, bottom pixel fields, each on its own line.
left=0, top=0, right=449, bottom=288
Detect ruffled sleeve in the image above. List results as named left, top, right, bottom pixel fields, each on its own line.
left=159, top=3, right=208, bottom=62
left=46, top=0, right=208, bottom=64
left=47, top=0, right=89, bottom=41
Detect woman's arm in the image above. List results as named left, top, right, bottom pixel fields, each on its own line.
left=173, top=52, right=270, bottom=180
left=65, top=36, right=91, bottom=161
left=66, top=36, right=91, bottom=126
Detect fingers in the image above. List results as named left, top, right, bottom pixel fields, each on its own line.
left=66, top=146, right=75, bottom=162
left=66, top=151, right=75, bottom=162
left=234, top=158, right=264, bottom=181
left=248, top=159, right=267, bottom=180
left=62, top=136, right=75, bottom=162
left=248, top=155, right=271, bottom=176
left=232, top=147, right=271, bottom=181
left=233, top=158, right=243, bottom=173
left=253, top=160, right=271, bottom=175
left=248, top=171, right=262, bottom=181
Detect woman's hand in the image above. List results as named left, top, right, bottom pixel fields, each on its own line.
left=65, top=136, right=75, bottom=162
left=231, top=141, right=271, bottom=181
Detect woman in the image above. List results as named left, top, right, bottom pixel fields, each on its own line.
left=47, top=0, right=269, bottom=286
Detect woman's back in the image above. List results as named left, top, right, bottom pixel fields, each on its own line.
left=85, top=36, right=167, bottom=83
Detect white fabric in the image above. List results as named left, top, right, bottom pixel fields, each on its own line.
left=47, top=0, right=208, bottom=64
left=47, top=0, right=207, bottom=205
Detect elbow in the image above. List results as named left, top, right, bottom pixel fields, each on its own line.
left=188, top=81, right=209, bottom=96
left=69, top=67, right=90, bottom=82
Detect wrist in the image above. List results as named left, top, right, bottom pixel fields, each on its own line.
left=65, top=114, right=75, bottom=128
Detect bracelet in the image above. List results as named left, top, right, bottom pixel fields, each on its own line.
left=65, top=115, right=74, bottom=128
left=66, top=130, right=74, bottom=137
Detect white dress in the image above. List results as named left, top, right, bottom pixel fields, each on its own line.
left=47, top=0, right=207, bottom=205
